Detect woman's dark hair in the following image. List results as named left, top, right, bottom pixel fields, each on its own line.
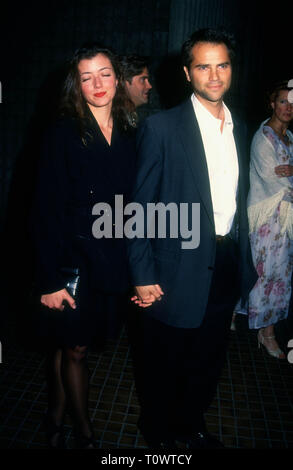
left=60, top=43, right=135, bottom=140
left=181, top=28, right=236, bottom=71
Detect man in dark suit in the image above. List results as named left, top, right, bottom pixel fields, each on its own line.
left=127, top=28, right=257, bottom=449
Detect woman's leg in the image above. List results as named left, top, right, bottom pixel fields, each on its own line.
left=46, top=348, right=66, bottom=423
left=62, top=345, right=94, bottom=445
left=45, top=348, right=67, bottom=447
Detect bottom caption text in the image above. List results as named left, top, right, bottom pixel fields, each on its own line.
left=100, top=454, right=192, bottom=466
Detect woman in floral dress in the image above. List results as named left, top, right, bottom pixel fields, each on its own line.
left=247, top=81, right=293, bottom=358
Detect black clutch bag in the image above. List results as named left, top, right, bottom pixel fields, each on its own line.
left=60, top=267, right=80, bottom=299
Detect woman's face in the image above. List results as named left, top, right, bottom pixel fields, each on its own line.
left=271, top=90, right=293, bottom=124
left=78, top=53, right=118, bottom=111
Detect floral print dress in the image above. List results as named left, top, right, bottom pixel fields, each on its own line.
left=248, top=126, right=293, bottom=329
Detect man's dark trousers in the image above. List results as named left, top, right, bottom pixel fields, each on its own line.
left=135, top=235, right=240, bottom=443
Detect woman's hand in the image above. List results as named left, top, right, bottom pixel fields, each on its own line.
left=41, top=288, right=76, bottom=311
left=274, top=164, right=293, bottom=178
left=131, top=284, right=164, bottom=308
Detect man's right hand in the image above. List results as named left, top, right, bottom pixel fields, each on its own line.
left=41, top=288, right=76, bottom=311
left=131, top=284, right=164, bottom=308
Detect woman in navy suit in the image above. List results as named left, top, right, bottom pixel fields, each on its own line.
left=31, top=44, right=136, bottom=448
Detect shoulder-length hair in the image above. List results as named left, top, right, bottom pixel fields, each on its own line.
left=60, top=43, right=135, bottom=140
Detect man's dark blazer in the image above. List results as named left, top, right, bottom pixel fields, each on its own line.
left=127, top=98, right=257, bottom=328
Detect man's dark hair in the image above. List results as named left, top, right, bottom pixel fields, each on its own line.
left=181, top=28, right=236, bottom=71
left=119, top=55, right=149, bottom=83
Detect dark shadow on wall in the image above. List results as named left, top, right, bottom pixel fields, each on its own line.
left=0, top=64, right=69, bottom=351
left=155, top=54, right=191, bottom=109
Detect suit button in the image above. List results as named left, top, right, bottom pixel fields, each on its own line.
left=89, top=190, right=94, bottom=195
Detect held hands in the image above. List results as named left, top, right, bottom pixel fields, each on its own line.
left=131, top=284, right=164, bottom=308
left=41, top=288, right=76, bottom=311
left=275, top=164, right=293, bottom=178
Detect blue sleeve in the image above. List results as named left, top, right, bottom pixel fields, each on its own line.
left=127, top=118, right=163, bottom=286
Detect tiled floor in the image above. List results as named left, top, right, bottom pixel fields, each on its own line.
left=1, top=314, right=293, bottom=449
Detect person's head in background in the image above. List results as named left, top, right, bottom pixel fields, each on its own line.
left=120, top=55, right=152, bottom=108
left=267, top=80, right=293, bottom=132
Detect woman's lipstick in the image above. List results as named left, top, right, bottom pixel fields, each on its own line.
left=94, top=92, right=106, bottom=97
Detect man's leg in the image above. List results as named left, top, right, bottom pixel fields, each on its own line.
left=134, top=237, right=240, bottom=446
left=137, top=314, right=186, bottom=445
left=173, top=237, right=240, bottom=440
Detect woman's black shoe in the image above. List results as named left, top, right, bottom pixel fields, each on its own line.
left=146, top=438, right=178, bottom=450
left=183, top=431, right=225, bottom=449
left=43, top=413, right=66, bottom=449
left=74, top=430, right=96, bottom=449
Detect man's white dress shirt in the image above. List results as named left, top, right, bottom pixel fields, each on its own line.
left=191, top=94, right=239, bottom=236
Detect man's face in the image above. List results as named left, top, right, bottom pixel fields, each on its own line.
left=125, top=67, right=152, bottom=107
left=184, top=42, right=232, bottom=107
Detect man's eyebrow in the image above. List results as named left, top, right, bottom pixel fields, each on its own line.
left=194, top=61, right=230, bottom=68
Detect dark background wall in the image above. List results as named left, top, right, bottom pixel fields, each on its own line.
left=0, top=0, right=291, bottom=339
left=0, top=0, right=291, bottom=232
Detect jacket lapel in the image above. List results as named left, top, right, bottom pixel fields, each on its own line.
left=177, top=99, right=215, bottom=228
